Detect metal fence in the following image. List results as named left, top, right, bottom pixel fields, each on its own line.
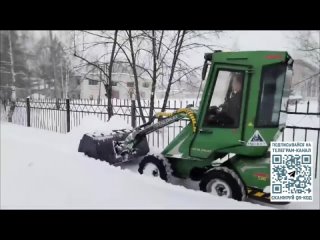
left=1, top=98, right=192, bottom=150
left=280, top=100, right=320, bottom=178
left=2, top=98, right=319, bottom=177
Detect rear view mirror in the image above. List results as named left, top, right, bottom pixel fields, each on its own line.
left=287, top=57, right=294, bottom=70
left=202, top=60, right=209, bottom=81
left=202, top=52, right=214, bottom=81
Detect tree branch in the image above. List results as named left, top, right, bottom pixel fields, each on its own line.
left=73, top=51, right=109, bottom=78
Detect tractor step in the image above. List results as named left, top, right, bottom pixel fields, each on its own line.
left=247, top=187, right=289, bottom=205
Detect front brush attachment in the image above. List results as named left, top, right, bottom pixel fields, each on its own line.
left=78, top=130, right=149, bottom=165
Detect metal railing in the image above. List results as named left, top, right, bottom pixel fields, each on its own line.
left=1, top=98, right=319, bottom=177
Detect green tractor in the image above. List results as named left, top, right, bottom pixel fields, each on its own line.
left=78, top=50, right=294, bottom=203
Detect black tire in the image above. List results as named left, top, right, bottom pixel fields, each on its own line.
left=199, top=166, right=246, bottom=201
left=138, top=154, right=172, bottom=182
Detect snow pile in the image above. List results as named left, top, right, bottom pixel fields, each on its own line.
left=66, top=115, right=132, bottom=150
left=1, top=123, right=273, bottom=209
left=107, top=115, right=132, bottom=130
left=69, top=115, right=130, bottom=136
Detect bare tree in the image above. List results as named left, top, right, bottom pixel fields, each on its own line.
left=71, top=30, right=221, bottom=123
left=294, top=31, right=320, bottom=112
left=110, top=30, right=149, bottom=124
left=149, top=30, right=161, bottom=119
left=73, top=30, right=119, bottom=120
left=7, top=31, right=16, bottom=122
left=159, top=31, right=221, bottom=112
left=161, top=30, right=186, bottom=112
left=295, top=31, right=320, bottom=66
left=130, top=30, right=164, bottom=120
left=49, top=31, right=60, bottom=99
left=123, top=30, right=220, bottom=117
left=126, top=30, right=147, bottom=123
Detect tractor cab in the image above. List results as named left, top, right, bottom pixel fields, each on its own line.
left=162, top=51, right=293, bottom=178
left=136, top=50, right=295, bottom=203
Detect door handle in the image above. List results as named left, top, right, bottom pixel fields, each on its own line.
left=238, top=140, right=247, bottom=145
left=199, top=129, right=213, bottom=134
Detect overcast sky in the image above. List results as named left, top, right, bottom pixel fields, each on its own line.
left=33, top=30, right=318, bottom=68
left=187, top=30, right=312, bottom=68
left=228, top=31, right=294, bottom=51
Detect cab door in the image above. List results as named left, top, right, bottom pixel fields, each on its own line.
left=190, top=64, right=250, bottom=159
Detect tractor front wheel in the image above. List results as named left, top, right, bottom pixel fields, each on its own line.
left=138, top=154, right=172, bottom=182
left=199, top=166, right=246, bottom=201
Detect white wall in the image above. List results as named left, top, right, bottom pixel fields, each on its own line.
left=80, top=73, right=151, bottom=100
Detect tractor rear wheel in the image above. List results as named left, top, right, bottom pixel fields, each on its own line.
left=199, top=166, right=246, bottom=201
left=138, top=154, right=172, bottom=182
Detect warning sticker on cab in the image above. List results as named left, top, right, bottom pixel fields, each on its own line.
left=246, top=130, right=267, bottom=147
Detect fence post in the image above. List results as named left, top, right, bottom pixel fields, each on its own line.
left=26, top=97, right=30, bottom=127
left=66, top=98, right=70, bottom=132
left=131, top=100, right=136, bottom=128
left=56, top=98, right=60, bottom=110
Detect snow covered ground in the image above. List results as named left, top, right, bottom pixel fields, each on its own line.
left=1, top=115, right=319, bottom=209
left=1, top=97, right=320, bottom=209
left=1, top=119, right=274, bottom=209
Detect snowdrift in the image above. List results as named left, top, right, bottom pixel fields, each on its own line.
left=1, top=116, right=318, bottom=209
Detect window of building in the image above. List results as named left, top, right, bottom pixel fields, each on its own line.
left=76, top=76, right=81, bottom=85
left=112, top=90, right=119, bottom=98
left=142, top=82, right=149, bottom=88
left=140, top=92, right=145, bottom=98
left=111, top=81, right=118, bottom=86
left=127, top=82, right=134, bottom=88
left=307, top=81, right=312, bottom=96
left=88, top=79, right=98, bottom=85
left=310, top=79, right=317, bottom=97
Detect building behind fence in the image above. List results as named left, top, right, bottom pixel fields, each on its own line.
left=1, top=97, right=319, bottom=177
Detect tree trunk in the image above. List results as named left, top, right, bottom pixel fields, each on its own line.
left=103, top=83, right=112, bottom=117
left=65, top=67, right=69, bottom=98
left=161, top=31, right=186, bottom=112
left=7, top=31, right=16, bottom=122
left=128, top=31, right=146, bottom=123
left=60, top=62, right=64, bottom=99
left=49, top=31, right=60, bottom=100
left=149, top=30, right=157, bottom=119
left=106, top=30, right=118, bottom=120
left=318, top=87, right=320, bottom=113
left=106, top=79, right=113, bottom=120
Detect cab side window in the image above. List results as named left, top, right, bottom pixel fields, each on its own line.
left=256, top=64, right=286, bottom=127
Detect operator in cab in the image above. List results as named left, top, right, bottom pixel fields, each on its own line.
left=205, top=73, right=243, bottom=127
